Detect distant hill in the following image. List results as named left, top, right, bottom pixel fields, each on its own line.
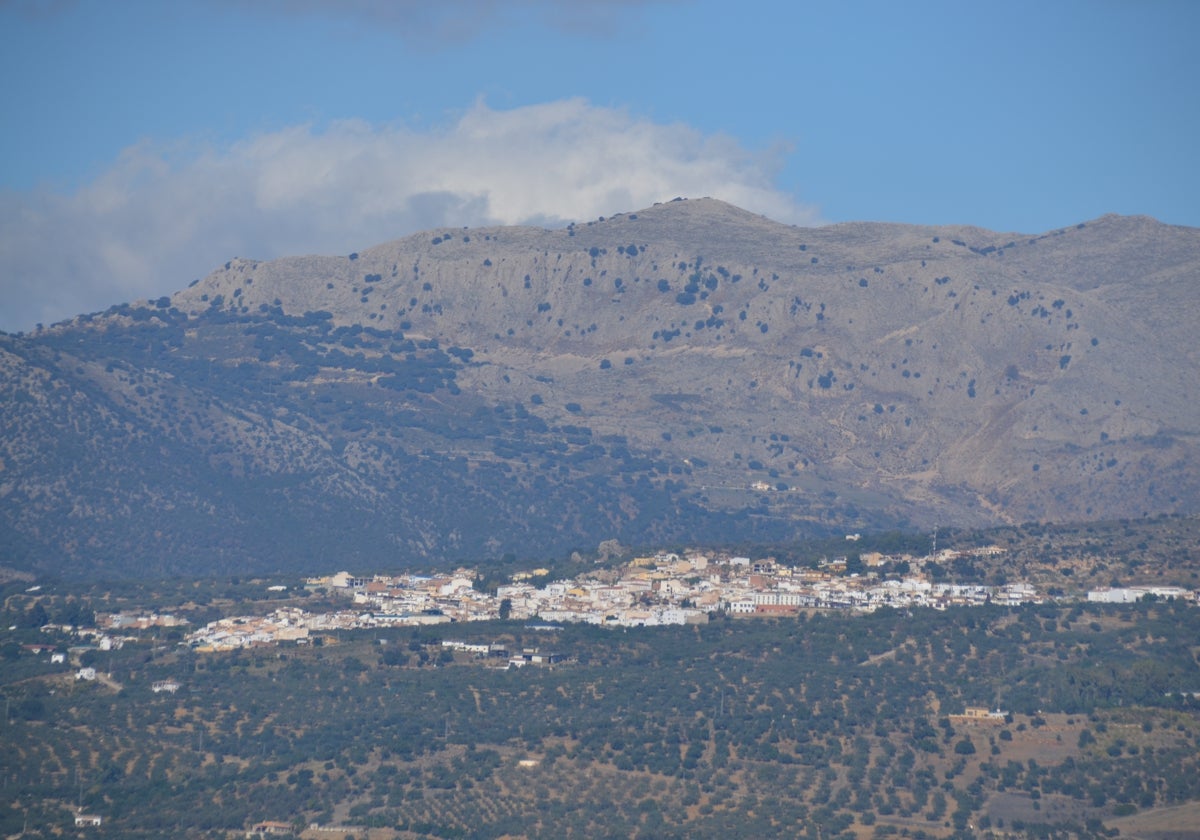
left=2, top=198, right=1198, bottom=578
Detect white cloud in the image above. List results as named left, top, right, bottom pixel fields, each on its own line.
left=0, top=98, right=818, bottom=333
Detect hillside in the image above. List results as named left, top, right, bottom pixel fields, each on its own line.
left=2, top=199, right=1199, bottom=577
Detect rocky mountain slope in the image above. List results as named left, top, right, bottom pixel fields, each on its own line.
left=2, top=198, right=1198, bottom=577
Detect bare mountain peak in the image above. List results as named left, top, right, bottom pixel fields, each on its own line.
left=640, top=196, right=777, bottom=220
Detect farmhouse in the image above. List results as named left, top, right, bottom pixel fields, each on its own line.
left=949, top=707, right=1007, bottom=725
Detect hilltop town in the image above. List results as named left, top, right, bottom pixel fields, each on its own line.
left=182, top=545, right=1197, bottom=651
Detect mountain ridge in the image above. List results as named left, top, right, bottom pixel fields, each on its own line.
left=3, top=199, right=1198, bottom=578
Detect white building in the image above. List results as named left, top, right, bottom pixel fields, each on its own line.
left=1088, top=586, right=1192, bottom=603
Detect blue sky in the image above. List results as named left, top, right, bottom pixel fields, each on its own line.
left=1, top=0, right=1196, bottom=332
